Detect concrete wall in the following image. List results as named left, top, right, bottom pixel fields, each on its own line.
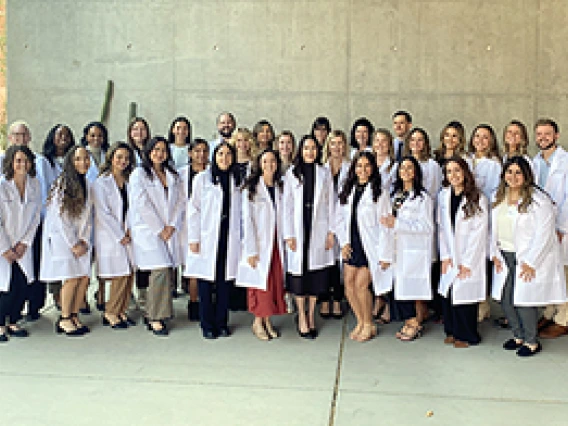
left=7, top=0, right=568, bottom=152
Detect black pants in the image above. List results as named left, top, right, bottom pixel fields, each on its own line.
left=0, top=263, right=28, bottom=326
left=442, top=290, right=480, bottom=344
left=319, top=263, right=343, bottom=303
left=429, top=261, right=443, bottom=320
left=27, top=221, right=46, bottom=315
left=397, top=300, right=417, bottom=321
left=198, top=278, right=232, bottom=333
left=136, top=270, right=150, bottom=290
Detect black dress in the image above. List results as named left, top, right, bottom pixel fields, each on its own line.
left=288, top=164, right=328, bottom=297
left=346, top=183, right=369, bottom=268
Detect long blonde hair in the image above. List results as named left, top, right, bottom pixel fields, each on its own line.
left=322, top=130, right=350, bottom=163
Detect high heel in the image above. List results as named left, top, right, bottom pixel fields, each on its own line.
left=264, top=322, right=280, bottom=339
left=102, top=315, right=127, bottom=329
left=148, top=320, right=169, bottom=336
left=55, top=317, right=84, bottom=336
left=252, top=322, right=271, bottom=341
left=71, top=314, right=90, bottom=334
left=295, top=316, right=313, bottom=340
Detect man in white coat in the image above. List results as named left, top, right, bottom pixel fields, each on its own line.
left=532, top=118, right=568, bottom=339
left=209, top=112, right=236, bottom=161
left=392, top=111, right=412, bottom=162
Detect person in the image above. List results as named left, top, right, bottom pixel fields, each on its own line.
left=438, top=157, right=488, bottom=348
left=238, top=149, right=287, bottom=340
left=93, top=142, right=137, bottom=329
left=502, top=120, right=532, bottom=167
left=209, top=112, right=236, bottom=160
left=185, top=142, right=242, bottom=339
left=229, top=128, right=254, bottom=185
left=320, top=130, right=350, bottom=319
left=167, top=116, right=192, bottom=169
left=283, top=135, right=335, bottom=339
left=336, top=151, right=393, bottom=342
left=252, top=120, right=275, bottom=153
left=129, top=137, right=185, bottom=336
left=531, top=118, right=568, bottom=339
left=0, top=145, right=42, bottom=342
left=40, top=146, right=93, bottom=336
left=81, top=121, right=110, bottom=182
left=274, top=131, right=295, bottom=173
left=349, top=117, right=374, bottom=158
left=311, top=116, right=331, bottom=147
left=392, top=111, right=412, bottom=162
left=380, top=156, right=433, bottom=341
left=179, top=138, right=209, bottom=321
left=491, top=156, right=566, bottom=356
left=434, top=122, right=468, bottom=168
left=127, top=117, right=151, bottom=165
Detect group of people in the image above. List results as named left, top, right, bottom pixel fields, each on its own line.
left=0, top=111, right=567, bottom=358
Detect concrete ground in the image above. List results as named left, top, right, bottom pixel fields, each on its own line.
left=1, top=293, right=568, bottom=426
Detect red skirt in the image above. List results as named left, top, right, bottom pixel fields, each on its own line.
left=248, top=239, right=286, bottom=317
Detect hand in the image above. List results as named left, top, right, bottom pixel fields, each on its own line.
left=379, top=261, right=390, bottom=270
left=380, top=214, right=396, bottom=229
left=159, top=226, right=175, bottom=242
left=2, top=249, right=17, bottom=263
left=325, top=232, right=335, bottom=250
left=441, top=259, right=453, bottom=275
left=189, top=243, right=200, bottom=254
left=286, top=238, right=297, bottom=252
left=13, top=242, right=27, bottom=258
left=557, top=231, right=564, bottom=243
left=120, top=234, right=131, bottom=245
left=519, top=262, right=535, bottom=282
left=457, top=265, right=471, bottom=280
left=71, top=241, right=88, bottom=258
left=492, top=256, right=503, bottom=273
left=247, top=255, right=260, bottom=269
left=341, top=244, right=352, bottom=261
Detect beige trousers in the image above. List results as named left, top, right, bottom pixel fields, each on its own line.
left=146, top=268, right=173, bottom=321
left=106, top=274, right=134, bottom=316
left=542, top=265, right=568, bottom=326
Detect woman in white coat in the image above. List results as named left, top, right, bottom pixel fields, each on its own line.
left=129, top=137, right=185, bottom=336
left=0, top=146, right=42, bottom=342
left=93, top=142, right=136, bottom=329
left=283, top=135, right=335, bottom=339
left=502, top=120, right=533, bottom=169
left=491, top=156, right=566, bottom=356
left=40, top=145, right=93, bottom=336
left=185, top=142, right=242, bottom=339
left=127, top=117, right=151, bottom=166
left=380, top=156, right=434, bottom=341
left=336, top=151, right=393, bottom=342
left=238, top=149, right=287, bottom=340
left=320, top=130, right=350, bottom=319
left=438, top=157, right=488, bottom=348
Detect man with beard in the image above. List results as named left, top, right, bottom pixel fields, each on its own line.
left=209, top=112, right=236, bottom=160
left=392, top=111, right=412, bottom=162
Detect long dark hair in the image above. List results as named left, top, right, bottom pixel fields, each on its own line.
left=99, top=142, right=135, bottom=179
left=442, top=156, right=482, bottom=219
left=350, top=117, right=374, bottom=150
left=492, top=156, right=537, bottom=213
left=2, top=145, right=37, bottom=179
left=242, top=148, right=284, bottom=201
left=291, top=135, right=322, bottom=182
left=43, top=124, right=75, bottom=167
left=468, top=124, right=502, bottom=160
left=210, top=141, right=241, bottom=185
left=391, top=155, right=427, bottom=199
left=339, top=151, right=382, bottom=204
left=167, top=116, right=192, bottom=145
left=80, top=121, right=110, bottom=152
left=141, top=136, right=178, bottom=179
left=127, top=116, right=151, bottom=157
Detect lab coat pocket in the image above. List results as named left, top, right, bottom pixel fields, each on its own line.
left=403, top=249, right=429, bottom=279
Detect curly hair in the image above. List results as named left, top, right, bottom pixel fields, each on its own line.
left=43, top=124, right=75, bottom=167
left=2, top=145, right=37, bottom=179
left=80, top=121, right=110, bottom=152
left=241, top=149, right=284, bottom=201
left=339, top=151, right=382, bottom=205
left=98, top=142, right=135, bottom=179
left=441, top=156, right=482, bottom=219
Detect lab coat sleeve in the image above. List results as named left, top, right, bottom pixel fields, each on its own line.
left=187, top=172, right=203, bottom=244
left=556, top=180, right=568, bottom=234
left=335, top=199, right=348, bottom=249
left=521, top=196, right=555, bottom=269
left=242, top=190, right=259, bottom=258
left=77, top=194, right=94, bottom=249
left=93, top=180, right=126, bottom=243
left=459, top=197, right=488, bottom=270
left=20, top=182, right=42, bottom=246
left=437, top=193, right=451, bottom=262
left=375, top=194, right=394, bottom=262
left=326, top=171, right=336, bottom=235
left=169, top=175, right=186, bottom=229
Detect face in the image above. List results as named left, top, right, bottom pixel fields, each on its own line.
left=218, top=114, right=236, bottom=139
left=73, top=147, right=91, bottom=175
left=393, top=115, right=411, bottom=138
left=399, top=159, right=415, bottom=184
left=278, top=135, right=293, bottom=158
left=408, top=131, right=425, bottom=156
left=355, top=125, right=369, bottom=147
left=355, top=156, right=373, bottom=184
left=55, top=126, right=72, bottom=151
left=329, top=136, right=346, bottom=159
left=236, top=133, right=251, bottom=155
left=8, top=125, right=31, bottom=147
left=130, top=121, right=148, bottom=146
left=13, top=151, right=31, bottom=177
left=504, top=163, right=525, bottom=190
left=302, top=138, right=318, bottom=164
left=473, top=127, right=492, bottom=155
left=443, top=127, right=460, bottom=151
left=149, top=141, right=168, bottom=167
left=313, top=125, right=328, bottom=145
left=111, top=148, right=131, bottom=174
left=86, top=126, right=104, bottom=149
left=505, top=124, right=524, bottom=152
left=173, top=121, right=189, bottom=141
left=215, top=145, right=233, bottom=171
left=256, top=125, right=273, bottom=150
left=372, top=132, right=390, bottom=156
left=535, top=124, right=558, bottom=150
left=190, top=143, right=208, bottom=166
left=445, top=161, right=465, bottom=189
left=260, top=151, right=278, bottom=179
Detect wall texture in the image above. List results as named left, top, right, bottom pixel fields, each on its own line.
left=7, top=0, right=568, bottom=152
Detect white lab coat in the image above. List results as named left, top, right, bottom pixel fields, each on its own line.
left=419, top=158, right=443, bottom=200
left=335, top=184, right=394, bottom=293
left=490, top=190, right=567, bottom=306
left=437, top=187, right=488, bottom=304
left=129, top=167, right=185, bottom=270
left=92, top=174, right=133, bottom=278
left=40, top=183, right=93, bottom=281
left=378, top=158, right=397, bottom=193
left=85, top=149, right=106, bottom=183
left=533, top=147, right=568, bottom=263
left=379, top=190, right=434, bottom=300
left=184, top=169, right=242, bottom=281
left=0, top=177, right=42, bottom=291
left=282, top=165, right=335, bottom=275
left=468, top=156, right=502, bottom=201
left=178, top=165, right=207, bottom=261
left=324, top=160, right=350, bottom=261
left=36, top=156, right=63, bottom=212
left=236, top=181, right=285, bottom=290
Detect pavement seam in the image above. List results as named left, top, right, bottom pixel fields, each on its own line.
left=328, top=316, right=347, bottom=426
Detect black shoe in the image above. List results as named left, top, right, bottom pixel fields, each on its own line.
left=332, top=311, right=344, bottom=320
left=309, top=328, right=318, bottom=339
left=0, top=332, right=8, bottom=342
left=517, top=343, right=542, bottom=357
left=218, top=327, right=231, bottom=337
left=121, top=316, right=137, bottom=326
left=503, top=338, right=523, bottom=350
left=493, top=317, right=511, bottom=329
left=7, top=327, right=29, bottom=338
left=79, top=305, right=91, bottom=315
left=25, top=312, right=41, bottom=322
left=55, top=317, right=84, bottom=337
left=71, top=314, right=90, bottom=334
left=202, top=330, right=217, bottom=339
left=172, top=290, right=180, bottom=299
left=320, top=311, right=331, bottom=319
left=188, top=301, right=200, bottom=321
left=96, top=303, right=105, bottom=312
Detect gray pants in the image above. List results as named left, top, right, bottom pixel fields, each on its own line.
left=501, top=251, right=539, bottom=344
left=146, top=268, right=174, bottom=321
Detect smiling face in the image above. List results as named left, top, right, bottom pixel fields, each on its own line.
left=86, top=125, right=104, bottom=149
left=504, top=124, right=524, bottom=153
left=329, top=136, right=346, bottom=160
left=393, top=115, right=411, bottom=138
left=260, top=151, right=278, bottom=181
left=372, top=132, right=391, bottom=157
left=215, top=144, right=233, bottom=171
left=535, top=124, right=558, bottom=151
left=111, top=148, right=131, bottom=175
left=355, top=125, right=370, bottom=148
left=504, top=163, right=525, bottom=190
left=130, top=121, right=148, bottom=148
left=302, top=138, right=318, bottom=164
left=8, top=124, right=31, bottom=147
left=473, top=127, right=492, bottom=156
left=313, top=125, right=329, bottom=146
left=355, top=156, right=373, bottom=184
left=256, top=125, right=273, bottom=150
left=55, top=126, right=72, bottom=153
left=172, top=120, right=189, bottom=143
left=13, top=151, right=31, bottom=177
left=443, top=127, right=460, bottom=152
left=236, top=132, right=252, bottom=156
left=149, top=141, right=168, bottom=168
left=218, top=114, right=236, bottom=139
left=445, top=160, right=465, bottom=191
left=73, top=147, right=91, bottom=175
left=278, top=134, right=293, bottom=159
left=191, top=143, right=208, bottom=167
left=399, top=159, right=415, bottom=185
left=408, top=131, right=425, bottom=157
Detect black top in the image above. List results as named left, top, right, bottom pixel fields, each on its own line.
left=332, top=171, right=340, bottom=194
left=267, top=185, right=276, bottom=206
left=450, top=189, right=463, bottom=231
left=302, top=163, right=315, bottom=208
left=187, top=166, right=198, bottom=198
left=392, top=190, right=410, bottom=217
left=119, top=184, right=128, bottom=223
left=78, top=174, right=87, bottom=199
left=237, top=162, right=249, bottom=184
left=215, top=170, right=231, bottom=282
